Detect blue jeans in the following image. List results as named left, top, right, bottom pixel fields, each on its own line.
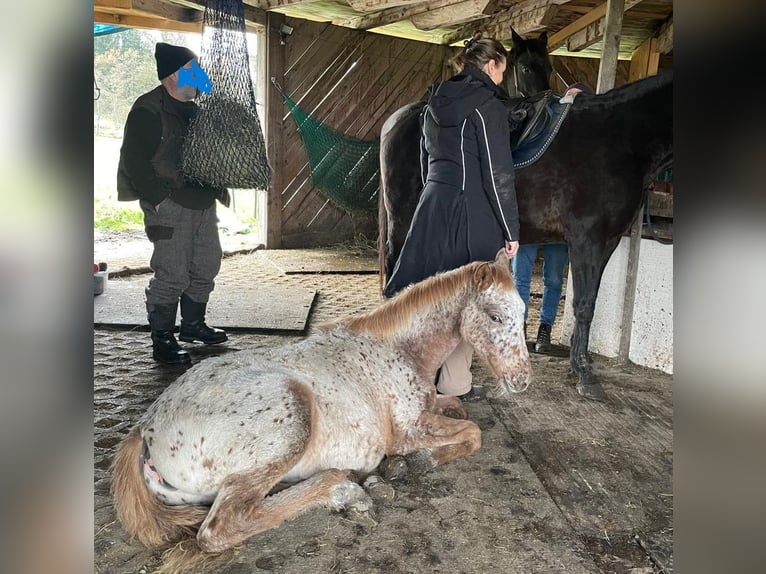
left=512, top=243, right=569, bottom=326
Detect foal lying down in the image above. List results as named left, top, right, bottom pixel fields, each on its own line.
left=111, top=250, right=531, bottom=564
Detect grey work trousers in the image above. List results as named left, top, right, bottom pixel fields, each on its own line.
left=140, top=198, right=222, bottom=307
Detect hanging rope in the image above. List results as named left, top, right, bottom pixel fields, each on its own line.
left=272, top=79, right=379, bottom=214
left=182, top=0, right=271, bottom=190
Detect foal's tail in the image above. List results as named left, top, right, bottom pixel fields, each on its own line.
left=111, top=427, right=208, bottom=549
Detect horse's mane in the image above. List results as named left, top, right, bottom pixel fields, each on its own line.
left=571, top=71, right=673, bottom=112
left=326, top=262, right=483, bottom=339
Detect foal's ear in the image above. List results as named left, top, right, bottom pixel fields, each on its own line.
left=473, top=263, right=495, bottom=292
left=538, top=31, right=548, bottom=47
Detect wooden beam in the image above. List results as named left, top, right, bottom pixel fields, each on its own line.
left=440, top=0, right=568, bottom=46
left=176, top=0, right=268, bottom=27
left=253, top=0, right=321, bottom=10
left=265, top=11, right=286, bottom=248
left=617, top=17, right=659, bottom=364
left=334, top=0, right=449, bottom=30
left=94, top=0, right=201, bottom=22
left=411, top=0, right=491, bottom=32
left=346, top=0, right=423, bottom=12
left=655, top=17, right=673, bottom=54
left=566, top=0, right=644, bottom=52
left=547, top=0, right=642, bottom=52
left=595, top=0, right=625, bottom=93
left=94, top=10, right=203, bottom=33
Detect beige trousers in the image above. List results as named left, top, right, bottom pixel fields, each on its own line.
left=436, top=339, right=473, bottom=396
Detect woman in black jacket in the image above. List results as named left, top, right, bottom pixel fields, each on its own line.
left=383, top=34, right=521, bottom=399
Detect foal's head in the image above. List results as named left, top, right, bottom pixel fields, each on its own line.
left=461, top=250, right=531, bottom=395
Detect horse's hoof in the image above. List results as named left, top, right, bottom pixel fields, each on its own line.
left=577, top=382, right=606, bottom=401
left=363, top=475, right=396, bottom=502
left=338, top=483, right=377, bottom=528
left=379, top=455, right=408, bottom=481
left=404, top=449, right=436, bottom=475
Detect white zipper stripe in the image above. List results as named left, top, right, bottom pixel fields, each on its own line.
left=460, top=119, right=467, bottom=190
left=475, top=109, right=513, bottom=240
left=420, top=105, right=429, bottom=185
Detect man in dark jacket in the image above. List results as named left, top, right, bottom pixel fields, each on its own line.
left=383, top=35, right=520, bottom=398
left=117, top=42, right=229, bottom=365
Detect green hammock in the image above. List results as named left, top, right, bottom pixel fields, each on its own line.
left=282, top=93, right=380, bottom=214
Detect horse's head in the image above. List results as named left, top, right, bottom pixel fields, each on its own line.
left=507, top=28, right=552, bottom=97
left=461, top=250, right=531, bottom=395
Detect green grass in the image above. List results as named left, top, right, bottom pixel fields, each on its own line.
left=94, top=200, right=144, bottom=232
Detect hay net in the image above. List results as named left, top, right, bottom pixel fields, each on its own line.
left=280, top=90, right=380, bottom=214
left=182, top=0, right=271, bottom=190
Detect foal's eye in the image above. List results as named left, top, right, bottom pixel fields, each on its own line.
left=490, top=313, right=503, bottom=323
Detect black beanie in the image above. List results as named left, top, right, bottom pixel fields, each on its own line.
left=155, top=42, right=197, bottom=80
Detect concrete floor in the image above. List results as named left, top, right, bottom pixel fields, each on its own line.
left=94, top=247, right=672, bottom=574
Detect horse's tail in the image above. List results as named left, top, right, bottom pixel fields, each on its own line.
left=111, top=427, right=208, bottom=549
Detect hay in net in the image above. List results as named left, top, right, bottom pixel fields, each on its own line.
left=182, top=0, right=270, bottom=190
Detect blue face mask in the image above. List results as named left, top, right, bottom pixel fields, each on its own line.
left=178, top=60, right=212, bottom=94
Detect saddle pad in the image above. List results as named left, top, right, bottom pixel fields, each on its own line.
left=94, top=280, right=316, bottom=333
left=512, top=97, right=572, bottom=170
left=258, top=248, right=378, bottom=274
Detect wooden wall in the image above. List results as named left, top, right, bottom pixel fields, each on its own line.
left=550, top=53, right=673, bottom=93
left=266, top=18, right=451, bottom=248
left=549, top=55, right=631, bottom=92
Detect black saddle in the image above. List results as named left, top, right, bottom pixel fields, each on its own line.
left=506, top=91, right=573, bottom=170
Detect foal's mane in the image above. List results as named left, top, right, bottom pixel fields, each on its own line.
left=328, top=261, right=484, bottom=339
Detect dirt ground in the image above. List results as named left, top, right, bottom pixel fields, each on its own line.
left=94, top=236, right=672, bottom=574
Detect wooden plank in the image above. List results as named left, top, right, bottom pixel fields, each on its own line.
left=628, top=35, right=658, bottom=83
left=93, top=11, right=202, bottom=32
left=95, top=0, right=202, bottom=22
left=547, top=0, right=643, bottom=52
left=617, top=25, right=659, bottom=364
left=618, top=205, right=643, bottom=364
left=266, top=11, right=286, bottom=248
left=346, top=0, right=423, bottom=12
left=566, top=0, right=644, bottom=52
left=411, top=0, right=491, bottom=32
left=334, top=0, right=450, bottom=30
left=440, top=0, right=570, bottom=45
left=595, top=0, right=626, bottom=94
left=648, top=190, right=673, bottom=219
left=655, top=17, right=673, bottom=54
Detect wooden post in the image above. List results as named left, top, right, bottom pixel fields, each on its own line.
left=265, top=12, right=286, bottom=248
left=595, top=0, right=625, bottom=94
left=617, top=35, right=660, bottom=364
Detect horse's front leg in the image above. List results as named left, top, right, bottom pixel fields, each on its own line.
left=568, top=236, right=621, bottom=401
left=382, top=412, right=481, bottom=479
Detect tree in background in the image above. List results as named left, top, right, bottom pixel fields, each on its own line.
left=94, top=29, right=199, bottom=137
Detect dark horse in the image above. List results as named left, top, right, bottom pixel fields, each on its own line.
left=506, top=28, right=553, bottom=96
left=378, top=72, right=673, bottom=401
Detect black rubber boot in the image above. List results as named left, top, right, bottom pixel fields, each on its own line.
left=179, top=294, right=228, bottom=345
left=148, top=303, right=191, bottom=365
left=535, top=323, right=552, bottom=353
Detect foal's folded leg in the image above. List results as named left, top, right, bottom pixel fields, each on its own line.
left=197, top=468, right=364, bottom=553
left=392, top=412, right=482, bottom=476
